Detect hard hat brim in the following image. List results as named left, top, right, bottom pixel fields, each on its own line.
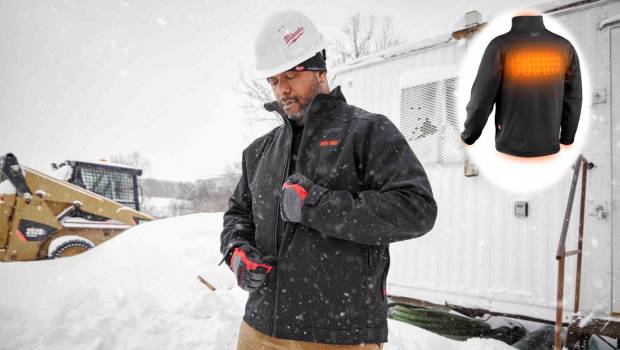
left=251, top=40, right=326, bottom=81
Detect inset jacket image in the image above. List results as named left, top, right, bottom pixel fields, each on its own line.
left=461, top=15, right=582, bottom=157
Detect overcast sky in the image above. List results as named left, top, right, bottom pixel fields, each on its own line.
left=0, top=0, right=544, bottom=181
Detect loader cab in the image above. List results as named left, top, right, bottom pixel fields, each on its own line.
left=52, top=160, right=144, bottom=211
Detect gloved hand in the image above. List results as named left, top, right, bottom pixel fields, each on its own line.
left=228, top=244, right=275, bottom=293
left=280, top=173, right=314, bottom=222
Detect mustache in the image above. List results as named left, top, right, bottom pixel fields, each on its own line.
left=280, top=96, right=299, bottom=104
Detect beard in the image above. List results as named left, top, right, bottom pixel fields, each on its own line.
left=279, top=77, right=322, bottom=126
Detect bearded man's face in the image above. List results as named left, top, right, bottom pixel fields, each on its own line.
left=267, top=71, right=324, bottom=125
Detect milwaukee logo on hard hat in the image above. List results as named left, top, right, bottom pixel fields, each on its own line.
left=284, top=27, right=304, bottom=45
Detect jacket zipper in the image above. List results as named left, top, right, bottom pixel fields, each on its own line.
left=271, top=124, right=292, bottom=337
left=382, top=247, right=390, bottom=299
left=366, top=247, right=373, bottom=319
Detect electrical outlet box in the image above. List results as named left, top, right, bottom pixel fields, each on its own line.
left=515, top=201, right=528, bottom=217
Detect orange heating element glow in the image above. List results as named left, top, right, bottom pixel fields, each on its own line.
left=506, top=49, right=565, bottom=79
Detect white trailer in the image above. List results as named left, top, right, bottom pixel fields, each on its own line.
left=332, top=0, right=620, bottom=338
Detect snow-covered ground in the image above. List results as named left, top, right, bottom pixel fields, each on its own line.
left=0, top=213, right=514, bottom=349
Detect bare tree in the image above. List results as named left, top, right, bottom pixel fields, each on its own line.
left=343, top=14, right=375, bottom=59
left=329, top=14, right=404, bottom=68
left=110, top=151, right=151, bottom=175
left=237, top=69, right=277, bottom=123
left=235, top=64, right=286, bottom=126
left=373, top=17, right=402, bottom=52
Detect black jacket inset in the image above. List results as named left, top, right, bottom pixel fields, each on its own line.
left=220, top=86, right=437, bottom=345
left=461, top=15, right=582, bottom=157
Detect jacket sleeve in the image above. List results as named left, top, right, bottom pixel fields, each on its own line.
left=559, top=44, right=582, bottom=145
left=461, top=40, right=503, bottom=145
left=301, top=115, right=437, bottom=246
left=219, top=150, right=255, bottom=264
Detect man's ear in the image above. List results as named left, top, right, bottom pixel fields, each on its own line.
left=317, top=71, right=330, bottom=93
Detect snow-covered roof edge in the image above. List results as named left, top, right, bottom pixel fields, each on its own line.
left=331, top=33, right=454, bottom=77
left=330, top=0, right=605, bottom=77
left=536, top=0, right=610, bottom=14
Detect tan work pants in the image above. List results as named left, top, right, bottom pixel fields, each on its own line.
left=236, top=320, right=384, bottom=350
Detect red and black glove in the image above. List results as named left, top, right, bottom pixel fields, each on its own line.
left=228, top=245, right=275, bottom=293
left=280, top=174, right=314, bottom=223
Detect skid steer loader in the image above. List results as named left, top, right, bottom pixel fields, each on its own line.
left=0, top=153, right=154, bottom=262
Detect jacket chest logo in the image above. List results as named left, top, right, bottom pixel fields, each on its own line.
left=319, top=128, right=343, bottom=148
left=319, top=140, right=339, bottom=147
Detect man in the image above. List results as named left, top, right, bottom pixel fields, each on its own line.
left=220, top=10, right=437, bottom=350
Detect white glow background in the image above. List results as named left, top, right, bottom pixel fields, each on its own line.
left=456, top=9, right=592, bottom=193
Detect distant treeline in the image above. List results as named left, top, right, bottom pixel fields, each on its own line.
left=140, top=176, right=239, bottom=218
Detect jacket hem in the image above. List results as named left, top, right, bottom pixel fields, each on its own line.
left=495, top=142, right=560, bottom=157
left=242, top=313, right=388, bottom=345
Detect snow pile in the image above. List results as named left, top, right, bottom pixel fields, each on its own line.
left=0, top=179, right=16, bottom=195
left=47, top=164, right=74, bottom=181
left=0, top=213, right=513, bottom=349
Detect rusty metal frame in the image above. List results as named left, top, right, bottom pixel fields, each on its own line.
left=554, top=155, right=592, bottom=350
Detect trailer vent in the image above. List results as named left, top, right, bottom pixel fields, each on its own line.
left=400, top=77, right=464, bottom=166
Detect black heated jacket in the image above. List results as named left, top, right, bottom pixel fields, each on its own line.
left=220, top=86, right=437, bottom=345
left=461, top=15, right=582, bottom=157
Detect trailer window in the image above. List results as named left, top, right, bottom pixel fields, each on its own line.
left=400, top=77, right=464, bottom=166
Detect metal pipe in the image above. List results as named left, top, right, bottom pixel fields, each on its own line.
left=556, top=255, right=566, bottom=350
left=55, top=201, right=82, bottom=221
left=556, top=155, right=583, bottom=259
left=574, top=160, right=588, bottom=314
left=554, top=155, right=585, bottom=350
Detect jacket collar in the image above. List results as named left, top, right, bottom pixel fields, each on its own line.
left=264, top=86, right=347, bottom=126
left=511, top=15, right=545, bottom=32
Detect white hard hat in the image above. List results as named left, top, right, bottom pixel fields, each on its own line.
left=254, top=10, right=326, bottom=79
